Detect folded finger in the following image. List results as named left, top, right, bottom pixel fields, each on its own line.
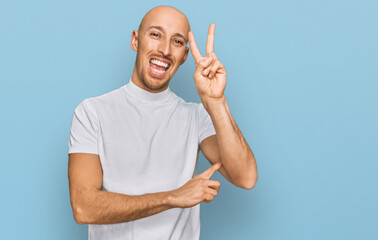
left=205, top=187, right=218, bottom=196
left=206, top=180, right=221, bottom=191
left=198, top=56, right=213, bottom=71
left=208, top=61, right=220, bottom=79
left=203, top=193, right=214, bottom=203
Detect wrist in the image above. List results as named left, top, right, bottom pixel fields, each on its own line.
left=201, top=95, right=227, bottom=113
left=164, top=190, right=177, bottom=208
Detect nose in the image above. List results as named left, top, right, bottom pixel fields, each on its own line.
left=158, top=38, right=172, bottom=57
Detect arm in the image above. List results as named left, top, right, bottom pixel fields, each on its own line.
left=200, top=99, right=257, bottom=190
left=68, top=153, right=222, bottom=225
left=189, top=24, right=258, bottom=190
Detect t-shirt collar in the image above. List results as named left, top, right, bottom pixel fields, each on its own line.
left=123, top=78, right=172, bottom=103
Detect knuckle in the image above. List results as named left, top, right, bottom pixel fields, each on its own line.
left=198, top=58, right=207, bottom=66
left=201, top=181, right=208, bottom=188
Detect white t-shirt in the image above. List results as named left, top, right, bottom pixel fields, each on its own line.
left=68, top=79, right=216, bottom=240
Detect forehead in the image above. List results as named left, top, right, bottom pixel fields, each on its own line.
left=141, top=8, right=190, bottom=37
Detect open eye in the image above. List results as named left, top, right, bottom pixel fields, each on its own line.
left=174, top=39, right=184, bottom=45
left=150, top=32, right=160, bottom=38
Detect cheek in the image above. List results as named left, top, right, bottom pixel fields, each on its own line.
left=139, top=39, right=158, bottom=53
left=174, top=49, right=187, bottom=63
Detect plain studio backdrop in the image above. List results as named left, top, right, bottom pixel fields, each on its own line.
left=1, top=0, right=377, bottom=239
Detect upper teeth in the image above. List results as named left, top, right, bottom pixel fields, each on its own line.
left=151, top=59, right=169, bottom=68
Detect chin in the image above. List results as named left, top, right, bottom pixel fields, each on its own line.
left=142, top=75, right=170, bottom=91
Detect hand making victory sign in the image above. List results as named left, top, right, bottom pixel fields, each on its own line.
left=188, top=24, right=227, bottom=102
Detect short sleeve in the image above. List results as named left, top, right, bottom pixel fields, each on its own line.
left=197, top=103, right=216, bottom=144
left=68, top=99, right=99, bottom=154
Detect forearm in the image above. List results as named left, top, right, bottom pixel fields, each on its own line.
left=69, top=154, right=222, bottom=225
left=203, top=96, right=257, bottom=188
left=71, top=188, right=173, bottom=225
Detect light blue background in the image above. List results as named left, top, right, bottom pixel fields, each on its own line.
left=1, top=0, right=377, bottom=239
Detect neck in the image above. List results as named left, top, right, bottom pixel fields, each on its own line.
left=124, top=77, right=172, bottom=104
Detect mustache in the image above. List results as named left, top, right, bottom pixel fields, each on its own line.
left=149, top=54, right=173, bottom=64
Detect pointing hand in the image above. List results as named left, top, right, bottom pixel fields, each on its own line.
left=169, top=162, right=223, bottom=208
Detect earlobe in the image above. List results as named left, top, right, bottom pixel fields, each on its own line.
left=131, top=30, right=138, bottom=52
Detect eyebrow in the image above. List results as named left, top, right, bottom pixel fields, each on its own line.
left=148, top=25, right=188, bottom=43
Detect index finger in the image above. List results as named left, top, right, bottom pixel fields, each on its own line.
left=200, top=161, right=222, bottom=179
left=206, top=23, right=215, bottom=56
left=188, top=31, right=202, bottom=62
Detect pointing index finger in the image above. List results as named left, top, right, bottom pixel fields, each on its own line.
left=206, top=23, right=215, bottom=56
left=188, top=31, right=202, bottom=63
left=201, top=161, right=222, bottom=179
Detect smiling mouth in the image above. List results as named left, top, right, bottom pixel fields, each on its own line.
left=149, top=58, right=171, bottom=76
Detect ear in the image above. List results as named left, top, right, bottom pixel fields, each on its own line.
left=131, top=30, right=138, bottom=51
left=180, top=47, right=189, bottom=65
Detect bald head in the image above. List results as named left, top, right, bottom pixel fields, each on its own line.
left=138, top=6, right=190, bottom=33
left=130, top=5, right=190, bottom=93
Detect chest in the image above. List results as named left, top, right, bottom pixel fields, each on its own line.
left=96, top=102, right=200, bottom=193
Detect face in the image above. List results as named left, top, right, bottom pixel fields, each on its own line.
left=131, top=7, right=190, bottom=93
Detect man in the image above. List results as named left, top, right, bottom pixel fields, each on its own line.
left=68, top=5, right=257, bottom=240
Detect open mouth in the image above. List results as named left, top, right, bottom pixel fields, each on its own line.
left=149, top=58, right=171, bottom=77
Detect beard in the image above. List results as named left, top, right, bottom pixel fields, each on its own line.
left=139, top=68, right=171, bottom=91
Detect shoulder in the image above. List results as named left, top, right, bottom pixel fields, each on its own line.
left=169, top=90, right=203, bottom=110
left=171, top=93, right=205, bottom=117
left=75, top=85, right=125, bottom=111
left=91, top=86, right=125, bottom=106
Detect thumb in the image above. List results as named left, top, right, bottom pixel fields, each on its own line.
left=200, top=162, right=222, bottom=179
